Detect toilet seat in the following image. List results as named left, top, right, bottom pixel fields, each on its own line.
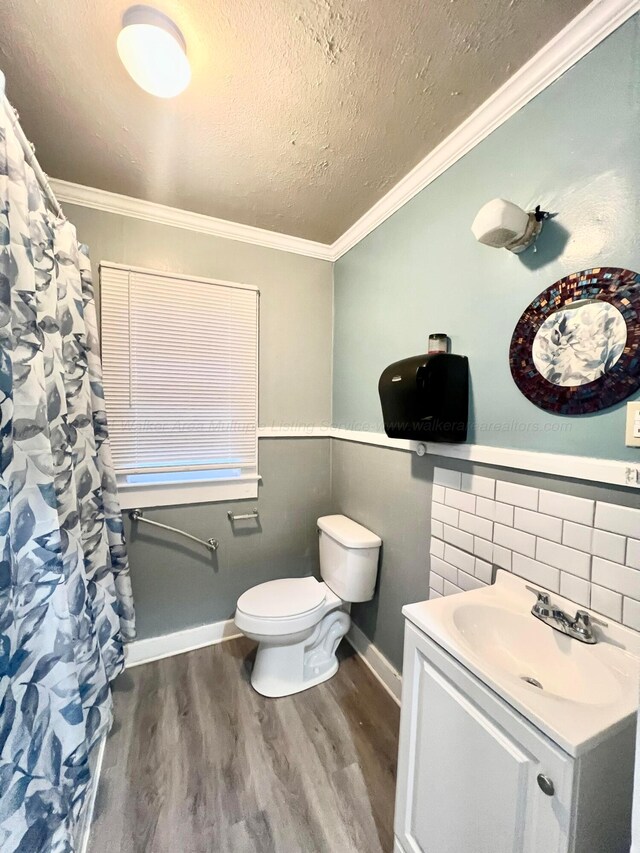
left=235, top=577, right=337, bottom=637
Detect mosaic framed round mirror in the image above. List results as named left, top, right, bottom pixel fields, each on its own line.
left=510, top=267, right=640, bottom=415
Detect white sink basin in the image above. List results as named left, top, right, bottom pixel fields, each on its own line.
left=403, top=572, right=640, bottom=755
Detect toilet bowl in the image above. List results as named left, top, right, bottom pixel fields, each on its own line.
left=234, top=515, right=381, bottom=697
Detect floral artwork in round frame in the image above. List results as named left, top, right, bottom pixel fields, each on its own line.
left=510, top=267, right=640, bottom=415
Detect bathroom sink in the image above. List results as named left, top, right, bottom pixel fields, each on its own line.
left=403, top=571, right=640, bottom=756
left=451, top=603, right=622, bottom=707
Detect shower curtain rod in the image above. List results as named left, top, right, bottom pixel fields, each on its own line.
left=2, top=89, right=65, bottom=220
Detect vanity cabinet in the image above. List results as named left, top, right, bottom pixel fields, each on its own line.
left=394, top=622, right=635, bottom=853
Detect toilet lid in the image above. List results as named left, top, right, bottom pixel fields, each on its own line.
left=237, top=577, right=326, bottom=619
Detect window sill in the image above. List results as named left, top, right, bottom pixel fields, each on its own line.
left=117, top=475, right=261, bottom=510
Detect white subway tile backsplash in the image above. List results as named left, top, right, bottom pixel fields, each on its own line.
left=493, top=545, right=512, bottom=570
left=429, top=466, right=640, bottom=631
left=535, top=538, right=591, bottom=580
left=514, top=507, right=562, bottom=542
left=627, top=539, right=640, bottom=570
left=476, top=497, right=497, bottom=521
left=512, top=553, right=560, bottom=592
left=538, top=490, right=594, bottom=525
left=432, top=484, right=445, bottom=503
left=474, top=557, right=493, bottom=584
left=459, top=510, right=493, bottom=541
left=474, top=499, right=514, bottom=526
left=592, top=528, right=626, bottom=564
left=431, top=556, right=458, bottom=584
left=495, top=503, right=515, bottom=527
left=562, top=521, right=593, bottom=554
left=432, top=501, right=459, bottom=527
left=560, top=573, right=590, bottom=608
left=494, top=523, right=536, bottom=558
left=429, top=572, right=444, bottom=595
left=443, top=543, right=475, bottom=575
left=430, top=537, right=445, bottom=559
left=458, top=570, right=485, bottom=592
left=434, top=467, right=461, bottom=489
left=443, top=580, right=461, bottom=596
left=473, top=536, right=493, bottom=562
left=623, top=597, right=640, bottom=631
left=445, top=488, right=476, bottom=514
left=442, top=524, right=474, bottom=553
left=429, top=588, right=443, bottom=599
left=495, top=481, right=538, bottom=511
left=594, top=502, right=640, bottom=539
left=590, top=585, right=623, bottom=622
left=461, top=473, right=495, bottom=499
left=592, top=557, right=640, bottom=601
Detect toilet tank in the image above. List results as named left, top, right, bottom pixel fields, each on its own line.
left=317, top=515, right=382, bottom=602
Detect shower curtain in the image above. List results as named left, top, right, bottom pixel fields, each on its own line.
left=0, top=99, right=135, bottom=852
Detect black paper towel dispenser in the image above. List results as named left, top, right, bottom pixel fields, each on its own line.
left=378, top=353, right=469, bottom=442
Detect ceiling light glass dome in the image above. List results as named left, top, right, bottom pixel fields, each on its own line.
left=117, top=5, right=191, bottom=98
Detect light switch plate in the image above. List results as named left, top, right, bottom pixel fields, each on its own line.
left=625, top=401, right=640, bottom=447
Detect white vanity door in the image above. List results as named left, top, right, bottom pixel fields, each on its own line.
left=395, top=624, right=573, bottom=853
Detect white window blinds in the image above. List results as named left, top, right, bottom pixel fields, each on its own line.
left=100, top=263, right=258, bottom=482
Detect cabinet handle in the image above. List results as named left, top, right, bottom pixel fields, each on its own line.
left=537, top=774, right=555, bottom=796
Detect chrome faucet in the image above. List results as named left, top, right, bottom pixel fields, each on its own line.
left=526, top=586, right=607, bottom=644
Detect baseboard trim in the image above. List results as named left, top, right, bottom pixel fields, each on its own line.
left=125, top=619, right=242, bottom=668
left=77, top=733, right=106, bottom=853
left=346, top=622, right=402, bottom=705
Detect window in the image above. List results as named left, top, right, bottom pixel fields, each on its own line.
left=100, top=262, right=259, bottom=508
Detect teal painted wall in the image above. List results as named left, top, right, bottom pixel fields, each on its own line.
left=333, top=16, right=640, bottom=461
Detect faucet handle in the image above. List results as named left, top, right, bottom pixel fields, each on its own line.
left=525, top=585, right=550, bottom=605
left=575, top=610, right=608, bottom=629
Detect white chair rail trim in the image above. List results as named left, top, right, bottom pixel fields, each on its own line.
left=257, top=428, right=640, bottom=490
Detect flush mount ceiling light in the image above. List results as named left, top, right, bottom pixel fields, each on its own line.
left=117, top=5, right=191, bottom=98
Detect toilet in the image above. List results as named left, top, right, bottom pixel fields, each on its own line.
left=234, top=514, right=382, bottom=697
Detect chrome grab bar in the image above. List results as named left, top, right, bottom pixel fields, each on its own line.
left=227, top=508, right=259, bottom=522
left=129, top=509, right=219, bottom=552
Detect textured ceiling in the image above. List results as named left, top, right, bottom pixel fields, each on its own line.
left=0, top=0, right=590, bottom=243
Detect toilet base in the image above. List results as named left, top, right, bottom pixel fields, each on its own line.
left=252, top=655, right=340, bottom=698
left=249, top=608, right=351, bottom=698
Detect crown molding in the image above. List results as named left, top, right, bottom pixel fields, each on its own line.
left=50, top=0, right=638, bottom=263
left=49, top=178, right=335, bottom=261
left=330, top=0, right=640, bottom=260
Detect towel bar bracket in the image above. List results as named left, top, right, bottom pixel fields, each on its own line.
left=227, top=508, right=259, bottom=522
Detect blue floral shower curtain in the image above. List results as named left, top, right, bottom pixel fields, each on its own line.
left=0, top=98, right=135, bottom=851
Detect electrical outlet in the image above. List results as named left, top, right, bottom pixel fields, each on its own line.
left=625, top=401, right=640, bottom=447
